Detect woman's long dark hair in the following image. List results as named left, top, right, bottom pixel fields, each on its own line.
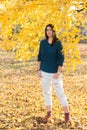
left=45, top=24, right=59, bottom=46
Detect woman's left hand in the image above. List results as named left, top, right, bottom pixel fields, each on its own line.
left=53, top=66, right=62, bottom=79
left=53, top=73, right=60, bottom=79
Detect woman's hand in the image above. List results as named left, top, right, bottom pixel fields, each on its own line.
left=53, top=66, right=62, bottom=79
left=37, top=70, right=42, bottom=78
left=53, top=73, right=60, bottom=79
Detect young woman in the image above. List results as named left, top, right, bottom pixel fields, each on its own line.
left=37, top=24, right=70, bottom=123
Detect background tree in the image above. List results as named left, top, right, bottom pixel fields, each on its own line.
left=0, top=0, right=87, bottom=70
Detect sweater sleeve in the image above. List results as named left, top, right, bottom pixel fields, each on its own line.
left=57, top=41, right=64, bottom=66
left=37, top=41, right=42, bottom=61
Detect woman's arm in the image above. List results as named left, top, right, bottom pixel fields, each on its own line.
left=37, top=40, right=42, bottom=69
left=37, top=61, right=41, bottom=71
left=57, top=41, right=64, bottom=73
left=57, top=66, right=62, bottom=73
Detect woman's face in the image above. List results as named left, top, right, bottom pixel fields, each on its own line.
left=46, top=26, right=53, bottom=37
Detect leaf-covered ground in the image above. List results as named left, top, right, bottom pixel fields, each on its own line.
left=0, top=44, right=87, bottom=130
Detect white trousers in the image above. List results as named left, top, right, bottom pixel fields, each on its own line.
left=40, top=70, right=68, bottom=107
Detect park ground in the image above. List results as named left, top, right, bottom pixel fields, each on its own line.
left=0, top=43, right=87, bottom=130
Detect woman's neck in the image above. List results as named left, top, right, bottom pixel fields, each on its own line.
left=48, top=37, right=53, bottom=44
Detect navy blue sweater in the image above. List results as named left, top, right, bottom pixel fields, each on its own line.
left=37, top=39, right=64, bottom=73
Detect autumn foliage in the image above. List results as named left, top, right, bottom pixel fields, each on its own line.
left=0, top=0, right=87, bottom=70
left=0, top=44, right=87, bottom=129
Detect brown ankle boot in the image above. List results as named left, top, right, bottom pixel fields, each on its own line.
left=65, top=113, right=70, bottom=123
left=42, top=111, right=52, bottom=123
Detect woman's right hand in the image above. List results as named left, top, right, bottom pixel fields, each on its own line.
left=37, top=70, right=42, bottom=78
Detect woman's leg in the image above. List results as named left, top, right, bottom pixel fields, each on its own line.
left=52, top=74, right=70, bottom=122
left=41, top=76, right=52, bottom=111
left=40, top=76, right=52, bottom=123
